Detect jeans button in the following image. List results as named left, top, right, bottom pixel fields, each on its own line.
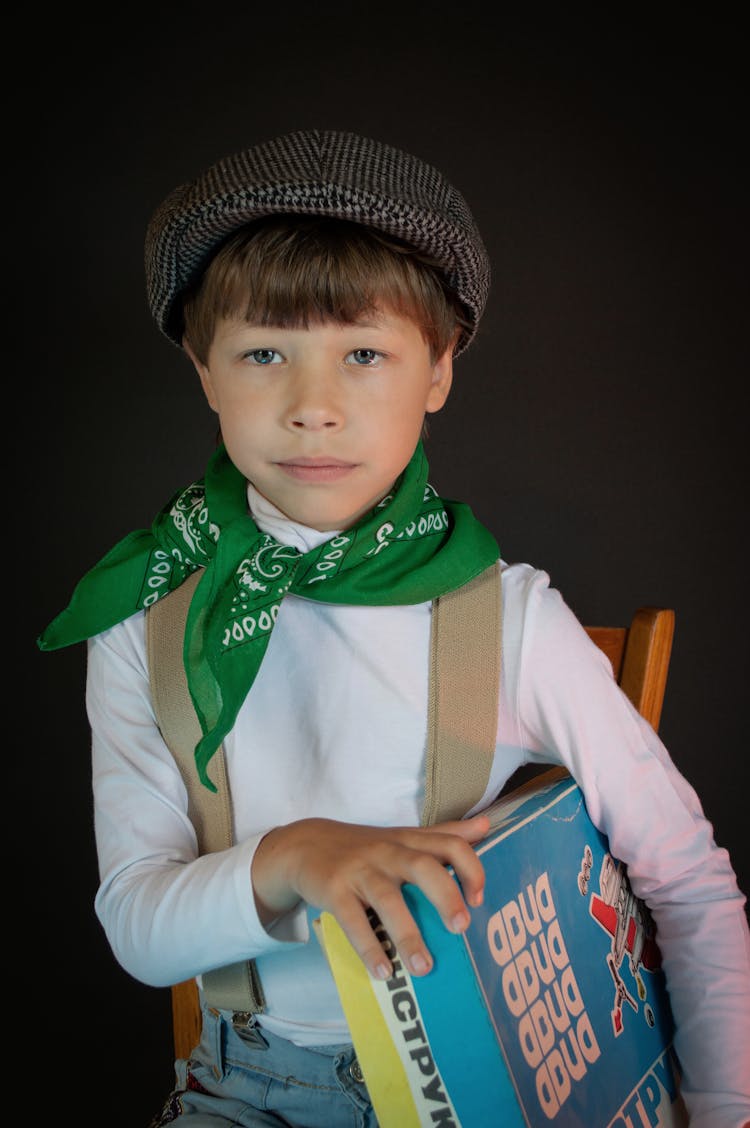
left=349, top=1057, right=365, bottom=1084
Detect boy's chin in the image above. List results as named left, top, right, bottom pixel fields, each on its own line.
left=252, top=487, right=394, bottom=534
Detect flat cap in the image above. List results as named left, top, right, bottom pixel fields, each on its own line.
left=144, top=129, right=490, bottom=355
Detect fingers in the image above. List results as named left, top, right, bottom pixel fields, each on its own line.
left=333, top=898, right=395, bottom=981
left=436, top=812, right=491, bottom=843
left=376, top=866, right=464, bottom=978
left=260, top=817, right=490, bottom=981
left=333, top=878, right=438, bottom=980
left=332, top=832, right=486, bottom=979
left=396, top=818, right=489, bottom=911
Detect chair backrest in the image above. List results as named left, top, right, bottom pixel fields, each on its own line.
left=584, top=606, right=674, bottom=732
left=169, top=604, right=675, bottom=1061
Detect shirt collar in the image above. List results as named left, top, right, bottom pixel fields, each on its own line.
left=245, top=480, right=343, bottom=553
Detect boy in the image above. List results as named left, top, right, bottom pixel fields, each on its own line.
left=38, top=129, right=749, bottom=1127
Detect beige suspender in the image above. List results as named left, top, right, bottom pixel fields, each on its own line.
left=146, top=571, right=232, bottom=853
left=422, top=563, right=502, bottom=825
left=145, top=560, right=502, bottom=1014
left=146, top=569, right=267, bottom=1013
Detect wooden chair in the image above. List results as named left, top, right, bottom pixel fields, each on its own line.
left=584, top=606, right=675, bottom=732
left=170, top=604, right=675, bottom=1060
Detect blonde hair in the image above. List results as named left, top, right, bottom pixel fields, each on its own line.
left=182, top=215, right=468, bottom=364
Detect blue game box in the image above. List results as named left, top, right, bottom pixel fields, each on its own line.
left=315, top=768, right=686, bottom=1127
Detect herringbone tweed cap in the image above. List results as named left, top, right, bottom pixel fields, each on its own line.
left=145, top=129, right=490, bottom=355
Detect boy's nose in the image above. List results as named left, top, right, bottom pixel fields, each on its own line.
left=284, top=369, right=344, bottom=431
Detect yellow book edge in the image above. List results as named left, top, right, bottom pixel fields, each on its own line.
left=313, top=913, right=423, bottom=1128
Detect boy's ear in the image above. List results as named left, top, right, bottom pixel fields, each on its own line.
left=183, top=337, right=219, bottom=412
left=426, top=339, right=455, bottom=414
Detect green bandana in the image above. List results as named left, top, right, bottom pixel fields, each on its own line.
left=38, top=442, right=499, bottom=789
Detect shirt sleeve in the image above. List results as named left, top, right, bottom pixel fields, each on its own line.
left=87, top=612, right=308, bottom=988
left=505, top=563, right=750, bottom=1128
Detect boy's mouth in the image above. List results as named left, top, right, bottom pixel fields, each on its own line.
left=275, top=457, right=358, bottom=482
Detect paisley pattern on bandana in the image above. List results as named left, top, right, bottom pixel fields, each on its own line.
left=39, top=441, right=499, bottom=789
left=137, top=483, right=221, bottom=608
left=222, top=537, right=299, bottom=653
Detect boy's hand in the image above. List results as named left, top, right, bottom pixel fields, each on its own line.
left=251, top=815, right=490, bottom=980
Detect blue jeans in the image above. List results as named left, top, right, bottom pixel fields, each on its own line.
left=150, top=1005, right=377, bottom=1127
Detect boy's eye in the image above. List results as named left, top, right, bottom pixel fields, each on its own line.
left=347, top=348, right=381, bottom=366
left=244, top=348, right=282, bottom=365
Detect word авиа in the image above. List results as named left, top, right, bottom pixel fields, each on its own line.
left=487, top=871, right=601, bottom=1119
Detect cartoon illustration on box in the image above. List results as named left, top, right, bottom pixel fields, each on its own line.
left=579, top=845, right=662, bottom=1037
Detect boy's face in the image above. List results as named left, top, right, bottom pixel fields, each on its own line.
left=186, top=306, right=454, bottom=532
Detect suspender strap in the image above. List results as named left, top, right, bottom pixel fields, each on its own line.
left=422, top=561, right=502, bottom=826
left=146, top=561, right=502, bottom=1014
left=146, top=571, right=232, bottom=853
left=146, top=569, right=266, bottom=1013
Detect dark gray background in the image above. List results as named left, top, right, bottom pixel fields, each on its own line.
left=21, top=12, right=746, bottom=1124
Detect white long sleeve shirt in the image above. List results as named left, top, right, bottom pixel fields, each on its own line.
left=88, top=484, right=750, bottom=1127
